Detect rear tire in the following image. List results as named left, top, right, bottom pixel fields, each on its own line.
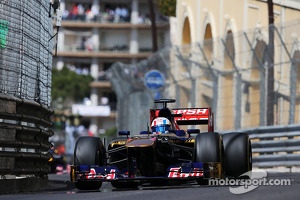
left=193, top=132, right=223, bottom=185
left=223, top=132, right=252, bottom=178
left=73, top=136, right=106, bottom=190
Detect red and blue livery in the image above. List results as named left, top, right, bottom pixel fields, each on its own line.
left=70, top=99, right=252, bottom=190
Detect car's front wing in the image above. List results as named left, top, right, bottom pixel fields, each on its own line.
left=70, top=162, right=222, bottom=183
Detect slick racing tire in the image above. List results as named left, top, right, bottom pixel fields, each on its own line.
left=222, top=132, right=252, bottom=178
left=193, top=132, right=223, bottom=185
left=111, top=181, right=139, bottom=189
left=194, top=132, right=223, bottom=163
left=73, top=136, right=106, bottom=190
left=75, top=180, right=103, bottom=191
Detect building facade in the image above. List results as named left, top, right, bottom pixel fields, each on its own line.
left=52, top=0, right=170, bottom=134
left=169, top=0, right=300, bottom=130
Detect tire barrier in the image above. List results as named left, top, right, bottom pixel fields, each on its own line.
left=0, top=94, right=54, bottom=176
left=244, top=125, right=300, bottom=168
left=0, top=0, right=55, bottom=193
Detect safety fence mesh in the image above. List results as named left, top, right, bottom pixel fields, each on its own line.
left=0, top=0, right=54, bottom=107
left=108, top=19, right=300, bottom=132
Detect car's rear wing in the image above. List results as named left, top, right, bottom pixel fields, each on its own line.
left=150, top=107, right=214, bottom=132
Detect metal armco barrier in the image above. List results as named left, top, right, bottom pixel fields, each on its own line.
left=0, top=93, right=54, bottom=176
left=244, top=125, right=300, bottom=168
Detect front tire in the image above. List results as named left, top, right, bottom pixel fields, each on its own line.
left=111, top=181, right=139, bottom=189
left=73, top=136, right=106, bottom=190
left=193, top=132, right=223, bottom=184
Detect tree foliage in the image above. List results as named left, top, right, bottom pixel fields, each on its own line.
left=158, top=0, right=176, bottom=17
left=51, top=67, right=93, bottom=104
left=104, top=127, right=118, bottom=137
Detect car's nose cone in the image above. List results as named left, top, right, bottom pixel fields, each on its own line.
left=126, top=139, right=155, bottom=147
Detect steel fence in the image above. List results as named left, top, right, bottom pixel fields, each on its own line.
left=107, top=19, right=300, bottom=169
left=235, top=124, right=300, bottom=168
left=171, top=19, right=300, bottom=131
left=108, top=19, right=300, bottom=133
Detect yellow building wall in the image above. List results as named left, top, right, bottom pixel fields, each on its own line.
left=172, top=0, right=300, bottom=130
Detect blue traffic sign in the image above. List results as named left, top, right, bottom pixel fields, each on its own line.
left=144, top=70, right=165, bottom=90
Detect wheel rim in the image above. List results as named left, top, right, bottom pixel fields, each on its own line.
left=70, top=167, right=76, bottom=182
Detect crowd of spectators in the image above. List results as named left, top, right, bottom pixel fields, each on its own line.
left=62, top=3, right=130, bottom=23
left=62, top=3, right=168, bottom=24
left=66, top=63, right=90, bottom=75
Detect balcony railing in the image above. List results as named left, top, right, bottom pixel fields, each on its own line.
left=62, top=10, right=169, bottom=25
left=57, top=45, right=153, bottom=57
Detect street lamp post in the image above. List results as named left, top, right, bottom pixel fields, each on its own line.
left=267, top=0, right=274, bottom=126
left=148, top=0, right=158, bottom=52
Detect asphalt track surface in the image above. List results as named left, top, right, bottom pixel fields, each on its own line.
left=0, top=171, right=299, bottom=200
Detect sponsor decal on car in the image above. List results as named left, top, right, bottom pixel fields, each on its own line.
left=173, top=109, right=209, bottom=121
left=168, top=167, right=203, bottom=178
left=85, top=168, right=116, bottom=180
left=173, top=109, right=208, bottom=115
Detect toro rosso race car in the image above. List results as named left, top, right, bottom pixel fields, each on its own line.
left=70, top=99, right=252, bottom=190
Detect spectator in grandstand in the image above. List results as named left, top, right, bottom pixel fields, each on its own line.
left=70, top=3, right=78, bottom=20
left=120, top=5, right=129, bottom=22
left=79, top=36, right=86, bottom=50
left=62, top=9, right=69, bottom=20
left=137, top=14, right=146, bottom=24
left=85, top=37, right=94, bottom=51
left=85, top=5, right=94, bottom=22
left=108, top=8, right=115, bottom=22
left=77, top=3, right=85, bottom=21
left=91, top=4, right=100, bottom=21
left=114, top=5, right=122, bottom=22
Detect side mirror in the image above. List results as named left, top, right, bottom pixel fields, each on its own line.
left=140, top=131, right=151, bottom=135
left=187, top=129, right=200, bottom=134
left=118, top=130, right=130, bottom=138
left=187, top=129, right=200, bottom=137
left=175, top=130, right=185, bottom=137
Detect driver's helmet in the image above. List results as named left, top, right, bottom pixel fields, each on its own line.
left=151, top=117, right=171, bottom=134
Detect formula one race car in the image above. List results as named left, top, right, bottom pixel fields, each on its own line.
left=70, top=99, right=252, bottom=190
